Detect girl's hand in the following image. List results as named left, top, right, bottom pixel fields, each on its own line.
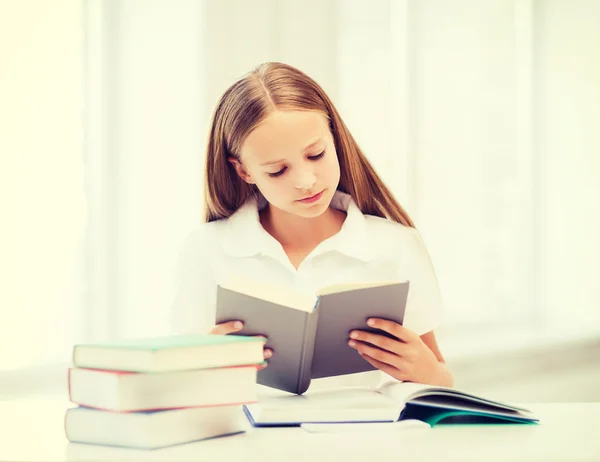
left=348, top=318, right=444, bottom=385
left=209, top=321, right=273, bottom=368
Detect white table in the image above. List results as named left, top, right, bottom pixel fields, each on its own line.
left=1, top=396, right=598, bottom=462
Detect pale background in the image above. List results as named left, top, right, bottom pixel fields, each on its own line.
left=2, top=0, right=599, bottom=402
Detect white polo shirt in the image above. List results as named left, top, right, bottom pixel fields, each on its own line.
left=170, top=190, right=444, bottom=388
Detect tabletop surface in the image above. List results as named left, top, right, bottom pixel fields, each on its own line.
left=1, top=396, right=599, bottom=462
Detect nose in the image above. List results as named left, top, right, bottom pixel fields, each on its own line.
left=294, top=171, right=317, bottom=190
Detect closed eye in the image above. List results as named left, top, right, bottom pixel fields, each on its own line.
left=268, top=167, right=287, bottom=178
left=267, top=152, right=324, bottom=178
left=308, top=151, right=325, bottom=160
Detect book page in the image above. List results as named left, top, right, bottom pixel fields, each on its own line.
left=220, top=274, right=317, bottom=312
left=378, top=381, right=534, bottom=415
left=317, top=280, right=405, bottom=296
left=257, top=387, right=393, bottom=410
left=377, top=381, right=440, bottom=405
left=248, top=386, right=402, bottom=423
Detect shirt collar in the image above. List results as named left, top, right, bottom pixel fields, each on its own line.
left=221, top=190, right=374, bottom=262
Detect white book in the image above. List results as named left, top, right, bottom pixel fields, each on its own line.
left=65, top=404, right=250, bottom=450
left=68, top=365, right=259, bottom=412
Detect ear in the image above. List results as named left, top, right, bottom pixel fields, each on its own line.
left=228, top=157, right=255, bottom=184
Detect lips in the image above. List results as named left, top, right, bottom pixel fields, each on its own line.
left=298, top=190, right=324, bottom=204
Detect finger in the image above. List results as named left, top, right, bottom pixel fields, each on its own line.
left=359, top=353, right=410, bottom=381
left=257, top=361, right=268, bottom=371
left=348, top=339, right=401, bottom=368
left=349, top=330, right=409, bottom=356
left=209, top=320, right=243, bottom=335
left=366, top=318, right=418, bottom=343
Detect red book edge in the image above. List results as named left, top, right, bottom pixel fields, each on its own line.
left=67, top=363, right=263, bottom=413
left=68, top=399, right=259, bottom=414
left=68, top=362, right=265, bottom=375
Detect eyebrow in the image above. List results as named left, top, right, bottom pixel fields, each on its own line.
left=259, top=138, right=323, bottom=166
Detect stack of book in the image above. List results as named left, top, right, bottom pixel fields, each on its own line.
left=65, top=334, right=265, bottom=449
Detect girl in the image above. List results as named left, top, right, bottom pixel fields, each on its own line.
left=171, top=62, right=453, bottom=388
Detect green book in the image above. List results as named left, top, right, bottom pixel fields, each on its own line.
left=72, top=334, right=266, bottom=373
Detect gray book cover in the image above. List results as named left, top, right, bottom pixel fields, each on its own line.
left=215, top=281, right=409, bottom=394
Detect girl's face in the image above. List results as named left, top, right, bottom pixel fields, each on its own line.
left=232, top=110, right=341, bottom=219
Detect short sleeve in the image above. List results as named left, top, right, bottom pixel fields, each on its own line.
left=400, top=227, right=445, bottom=335
left=169, top=227, right=216, bottom=335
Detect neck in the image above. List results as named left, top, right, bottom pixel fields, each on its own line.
left=260, top=205, right=346, bottom=251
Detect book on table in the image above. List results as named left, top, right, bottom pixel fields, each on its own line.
left=216, top=277, right=409, bottom=395
left=244, top=382, right=539, bottom=427
left=71, top=333, right=266, bottom=373
left=65, top=334, right=265, bottom=449
left=68, top=364, right=260, bottom=412
left=65, top=404, right=250, bottom=450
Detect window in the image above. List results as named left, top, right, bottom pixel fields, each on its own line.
left=1, top=0, right=84, bottom=370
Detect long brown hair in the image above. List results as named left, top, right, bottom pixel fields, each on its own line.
left=204, top=62, right=415, bottom=227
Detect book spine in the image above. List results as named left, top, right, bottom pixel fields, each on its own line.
left=296, top=297, right=321, bottom=394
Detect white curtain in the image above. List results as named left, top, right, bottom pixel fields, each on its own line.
left=4, top=0, right=599, bottom=372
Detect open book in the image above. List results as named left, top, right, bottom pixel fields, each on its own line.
left=244, top=382, right=539, bottom=427
left=215, top=277, right=409, bottom=394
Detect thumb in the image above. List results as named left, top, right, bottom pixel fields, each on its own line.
left=209, top=320, right=244, bottom=335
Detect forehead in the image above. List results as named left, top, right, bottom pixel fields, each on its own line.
left=240, top=110, right=330, bottom=161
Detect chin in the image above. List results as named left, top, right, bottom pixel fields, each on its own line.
left=295, top=203, right=330, bottom=218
